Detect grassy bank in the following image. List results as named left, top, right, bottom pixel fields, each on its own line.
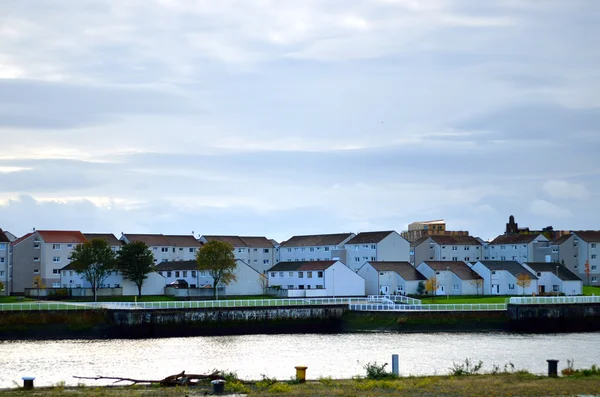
left=1, top=373, right=599, bottom=397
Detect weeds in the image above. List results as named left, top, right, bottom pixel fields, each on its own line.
left=226, top=380, right=251, bottom=394
left=561, top=360, right=600, bottom=377
left=363, top=362, right=398, bottom=380
left=268, top=383, right=292, bottom=393
left=256, top=374, right=278, bottom=389
left=449, top=358, right=483, bottom=376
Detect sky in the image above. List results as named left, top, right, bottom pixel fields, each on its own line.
left=1, top=0, right=599, bottom=242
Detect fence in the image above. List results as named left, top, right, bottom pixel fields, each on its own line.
left=350, top=303, right=508, bottom=312
left=508, top=296, right=600, bottom=305
left=367, top=295, right=422, bottom=305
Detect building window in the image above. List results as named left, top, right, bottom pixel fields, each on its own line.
left=67, top=244, right=73, bottom=248
left=0, top=243, right=5, bottom=250
left=318, top=271, right=323, bottom=278
left=53, top=257, right=61, bottom=263
left=183, top=271, right=187, bottom=277
left=500, top=246, right=505, bottom=250
left=167, top=271, right=172, bottom=277
left=592, top=255, right=597, bottom=259
left=287, top=248, right=292, bottom=252
left=593, top=266, right=597, bottom=270
left=0, top=271, right=4, bottom=276
left=254, top=248, right=258, bottom=252
left=509, top=284, right=515, bottom=290
left=310, top=247, right=315, bottom=252
left=301, top=247, right=305, bottom=252
left=592, top=243, right=597, bottom=248
left=161, top=247, right=169, bottom=252
left=452, top=246, right=457, bottom=251
left=191, top=271, right=196, bottom=278
left=307, top=272, right=313, bottom=278
left=316, top=247, right=321, bottom=250
left=500, top=256, right=506, bottom=261
left=52, top=282, right=60, bottom=288
left=264, top=248, right=270, bottom=253
left=325, top=247, right=330, bottom=251
left=34, top=243, right=40, bottom=249
left=264, top=259, right=269, bottom=264
left=553, top=285, right=559, bottom=292
left=536, top=272, right=541, bottom=277
left=453, top=285, right=459, bottom=291
left=0, top=258, right=3, bottom=263
left=254, top=259, right=258, bottom=263
left=299, top=285, right=305, bottom=290
left=153, top=247, right=157, bottom=250
left=464, top=247, right=470, bottom=251
left=371, top=257, right=376, bottom=261
left=279, top=271, right=284, bottom=277
left=238, top=248, right=245, bottom=253
left=189, top=248, right=195, bottom=253
left=288, top=285, right=294, bottom=289
left=33, top=269, right=39, bottom=274
left=355, top=257, right=360, bottom=262
left=175, top=271, right=180, bottom=277
left=298, top=272, right=304, bottom=278
left=53, top=244, right=61, bottom=250
left=452, top=257, right=458, bottom=261
left=53, top=269, right=60, bottom=274
left=592, top=277, right=597, bottom=283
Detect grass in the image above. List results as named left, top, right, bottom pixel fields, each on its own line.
left=417, top=295, right=510, bottom=304
left=1, top=374, right=599, bottom=397
left=0, top=296, right=35, bottom=303
left=583, top=285, right=600, bottom=296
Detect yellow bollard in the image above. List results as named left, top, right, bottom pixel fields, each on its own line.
left=295, top=366, right=308, bottom=383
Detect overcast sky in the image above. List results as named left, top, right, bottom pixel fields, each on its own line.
left=1, top=0, right=599, bottom=242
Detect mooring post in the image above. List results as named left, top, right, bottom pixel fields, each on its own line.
left=295, top=366, right=308, bottom=383
left=547, top=359, right=559, bottom=377
left=392, top=354, right=399, bottom=376
left=21, top=377, right=35, bottom=390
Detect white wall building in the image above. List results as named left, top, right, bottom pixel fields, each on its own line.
left=523, top=262, right=583, bottom=295
left=344, top=231, right=409, bottom=271
left=416, top=261, right=483, bottom=296
left=0, top=229, right=15, bottom=295
left=488, top=234, right=550, bottom=263
left=60, top=267, right=165, bottom=295
left=278, top=233, right=355, bottom=264
left=120, top=234, right=201, bottom=264
left=199, top=235, right=277, bottom=274
left=572, top=231, right=600, bottom=286
left=410, top=235, right=484, bottom=266
left=268, top=260, right=365, bottom=297
left=470, top=260, right=538, bottom=295
left=357, top=261, right=426, bottom=295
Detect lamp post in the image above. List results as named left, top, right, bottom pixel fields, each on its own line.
left=556, top=265, right=559, bottom=296
left=332, top=268, right=335, bottom=299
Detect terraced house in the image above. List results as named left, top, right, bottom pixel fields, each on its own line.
left=571, top=231, right=600, bottom=285
left=410, top=235, right=484, bottom=266
left=10, top=230, right=87, bottom=293
left=199, top=235, right=277, bottom=274
left=344, top=231, right=410, bottom=271
left=487, top=233, right=551, bottom=263
left=0, top=228, right=16, bottom=295
left=279, top=233, right=355, bottom=264
left=120, top=233, right=201, bottom=263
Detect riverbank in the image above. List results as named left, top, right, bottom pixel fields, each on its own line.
left=1, top=373, right=599, bottom=397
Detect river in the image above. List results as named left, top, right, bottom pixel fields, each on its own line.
left=1, top=332, right=599, bottom=388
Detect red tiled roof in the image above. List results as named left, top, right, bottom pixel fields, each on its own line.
left=490, top=234, right=544, bottom=245
left=573, top=231, right=600, bottom=243
left=421, top=261, right=482, bottom=280
left=280, top=233, right=354, bottom=247
left=0, top=229, right=10, bottom=243
left=84, top=233, right=122, bottom=246
left=429, top=235, right=482, bottom=246
left=123, top=234, right=172, bottom=246
left=10, top=232, right=34, bottom=246
left=346, top=231, right=396, bottom=244
left=37, top=230, right=86, bottom=244
left=269, top=261, right=337, bottom=271
left=368, top=261, right=427, bottom=281
left=165, top=235, right=202, bottom=247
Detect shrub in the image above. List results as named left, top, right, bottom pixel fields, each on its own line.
left=364, top=362, right=398, bottom=380
left=256, top=374, right=278, bottom=389
left=268, top=383, right=292, bottom=393
left=449, top=359, right=483, bottom=376
left=227, top=380, right=250, bottom=394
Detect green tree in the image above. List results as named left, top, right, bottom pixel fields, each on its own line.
left=196, top=240, right=237, bottom=299
left=416, top=281, right=426, bottom=295
left=69, top=238, right=117, bottom=302
left=118, top=241, right=155, bottom=298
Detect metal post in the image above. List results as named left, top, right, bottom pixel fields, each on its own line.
left=547, top=359, right=559, bottom=377
left=392, top=355, right=399, bottom=376
left=332, top=268, right=335, bottom=298
left=446, top=267, right=450, bottom=299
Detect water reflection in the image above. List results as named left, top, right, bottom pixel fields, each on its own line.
left=1, top=332, right=598, bottom=388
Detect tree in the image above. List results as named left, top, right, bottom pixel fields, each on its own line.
left=425, top=276, right=439, bottom=302
left=469, top=278, right=484, bottom=296
left=32, top=275, right=46, bottom=300
left=0, top=280, right=5, bottom=293
left=118, top=241, right=155, bottom=298
left=416, top=281, right=426, bottom=295
left=69, top=238, right=117, bottom=302
left=585, top=260, right=591, bottom=286
left=196, top=240, right=237, bottom=299
left=516, top=273, right=532, bottom=295
left=258, top=273, right=269, bottom=294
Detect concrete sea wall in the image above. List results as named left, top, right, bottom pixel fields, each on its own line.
left=507, top=303, right=600, bottom=332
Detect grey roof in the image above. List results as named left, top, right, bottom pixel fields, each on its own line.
left=269, top=261, right=336, bottom=272
left=421, top=261, right=482, bottom=280
left=280, top=233, right=354, bottom=247
left=346, top=231, right=396, bottom=244
left=155, top=260, right=198, bottom=271
left=0, top=229, right=10, bottom=243
left=84, top=233, right=122, bottom=246
left=476, top=261, right=538, bottom=279
left=552, top=234, right=573, bottom=245
left=490, top=234, right=544, bottom=245
left=410, top=236, right=430, bottom=247
left=525, top=262, right=582, bottom=281
left=572, top=231, right=600, bottom=243
left=202, top=235, right=275, bottom=248
left=368, top=261, right=426, bottom=281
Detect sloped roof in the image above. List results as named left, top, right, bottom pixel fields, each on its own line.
left=156, top=260, right=198, bottom=271
left=37, top=230, right=87, bottom=244
left=11, top=232, right=34, bottom=246
left=476, top=261, right=538, bottom=279
left=525, top=262, right=582, bottom=281
left=202, top=235, right=246, bottom=247
left=346, top=231, right=396, bottom=244
left=573, top=231, right=600, bottom=243
left=84, top=233, right=122, bottom=246
left=368, top=261, right=426, bottom=281
left=281, top=233, right=354, bottom=247
left=411, top=236, right=430, bottom=247
left=165, top=235, right=202, bottom=247
left=269, top=261, right=337, bottom=272
left=552, top=234, right=573, bottom=245
left=490, top=234, right=544, bottom=245
left=201, top=235, right=274, bottom=248
left=0, top=229, right=10, bottom=243
left=429, top=235, right=482, bottom=246
left=421, top=261, right=482, bottom=280
left=123, top=234, right=172, bottom=246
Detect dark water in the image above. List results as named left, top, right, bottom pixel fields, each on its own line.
left=1, top=332, right=599, bottom=387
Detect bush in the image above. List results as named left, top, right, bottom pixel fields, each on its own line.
left=449, top=359, right=483, bottom=376
left=561, top=360, right=600, bottom=377
left=364, top=362, right=398, bottom=380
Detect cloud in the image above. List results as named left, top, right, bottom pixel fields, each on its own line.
left=542, top=180, right=592, bottom=201
left=530, top=199, right=572, bottom=219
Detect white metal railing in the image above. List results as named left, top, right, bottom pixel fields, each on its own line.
left=367, top=295, right=422, bottom=305
left=508, top=296, right=600, bottom=305
left=0, top=297, right=364, bottom=312
left=349, top=303, right=507, bottom=312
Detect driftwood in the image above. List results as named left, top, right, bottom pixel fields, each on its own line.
left=74, top=370, right=224, bottom=387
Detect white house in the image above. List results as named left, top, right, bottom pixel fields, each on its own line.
left=523, top=262, right=583, bottom=295
left=0, top=228, right=15, bottom=295
left=410, top=235, right=484, bottom=266
left=120, top=233, right=201, bottom=264
left=268, top=260, right=365, bottom=297
left=470, top=261, right=538, bottom=295
left=416, top=261, right=483, bottom=296
left=278, top=233, right=355, bottom=264
left=199, top=235, right=277, bottom=274
left=157, top=259, right=265, bottom=296
left=488, top=234, right=551, bottom=263
left=344, top=231, right=410, bottom=271
left=572, top=231, right=600, bottom=286
left=357, top=261, right=427, bottom=295
left=60, top=265, right=166, bottom=296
